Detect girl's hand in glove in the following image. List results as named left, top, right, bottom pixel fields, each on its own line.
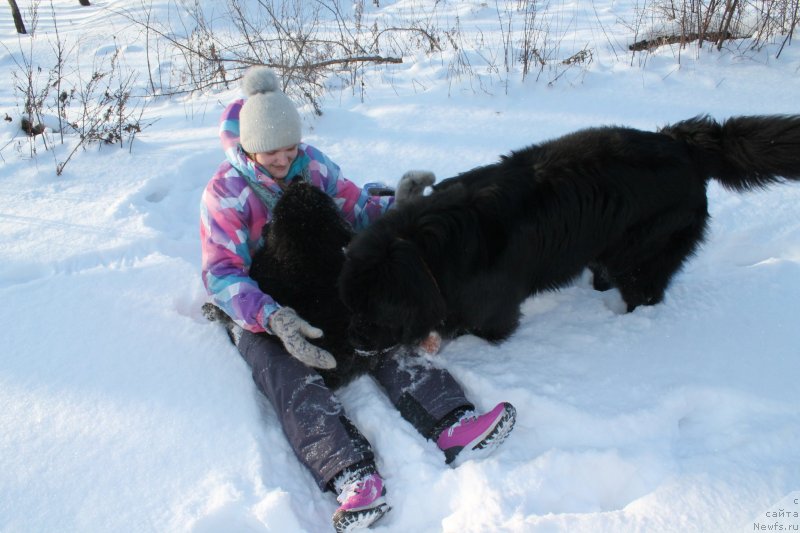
left=269, top=307, right=337, bottom=369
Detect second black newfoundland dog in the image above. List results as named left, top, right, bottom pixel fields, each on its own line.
left=339, top=114, right=800, bottom=352
left=205, top=181, right=374, bottom=388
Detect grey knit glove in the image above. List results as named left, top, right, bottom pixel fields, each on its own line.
left=395, top=170, right=435, bottom=205
left=268, top=307, right=336, bottom=369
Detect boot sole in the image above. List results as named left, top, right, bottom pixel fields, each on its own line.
left=333, top=501, right=391, bottom=532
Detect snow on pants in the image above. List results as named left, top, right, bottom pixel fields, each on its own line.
left=237, top=330, right=474, bottom=490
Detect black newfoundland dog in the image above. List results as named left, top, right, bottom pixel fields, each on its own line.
left=339, top=114, right=800, bottom=352
left=206, top=181, right=375, bottom=388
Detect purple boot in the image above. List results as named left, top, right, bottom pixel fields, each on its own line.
left=436, top=402, right=517, bottom=466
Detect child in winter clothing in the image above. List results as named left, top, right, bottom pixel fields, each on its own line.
left=200, top=66, right=517, bottom=532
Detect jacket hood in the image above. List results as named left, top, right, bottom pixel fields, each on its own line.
left=219, top=99, right=263, bottom=184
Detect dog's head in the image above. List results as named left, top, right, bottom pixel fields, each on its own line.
left=339, top=223, right=446, bottom=353
left=266, top=181, right=353, bottom=257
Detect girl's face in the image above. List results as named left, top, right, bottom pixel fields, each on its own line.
left=253, top=144, right=299, bottom=179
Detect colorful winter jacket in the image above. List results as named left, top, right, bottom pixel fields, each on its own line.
left=200, top=99, right=394, bottom=333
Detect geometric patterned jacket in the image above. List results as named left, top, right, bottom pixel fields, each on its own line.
left=200, top=99, right=394, bottom=333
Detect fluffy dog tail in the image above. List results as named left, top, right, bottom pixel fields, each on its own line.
left=660, top=114, right=800, bottom=191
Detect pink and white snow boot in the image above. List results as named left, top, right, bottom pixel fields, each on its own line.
left=332, top=470, right=390, bottom=532
left=436, top=402, right=517, bottom=466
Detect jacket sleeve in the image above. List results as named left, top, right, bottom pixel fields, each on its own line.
left=200, top=173, right=278, bottom=333
left=304, top=145, right=394, bottom=231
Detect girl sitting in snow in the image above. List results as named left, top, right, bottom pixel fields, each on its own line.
left=200, top=66, right=517, bottom=532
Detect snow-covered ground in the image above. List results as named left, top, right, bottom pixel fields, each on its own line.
left=1, top=1, right=799, bottom=531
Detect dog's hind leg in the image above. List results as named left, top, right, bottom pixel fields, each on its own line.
left=615, top=263, right=673, bottom=312
left=587, top=261, right=613, bottom=292
left=604, top=209, right=708, bottom=312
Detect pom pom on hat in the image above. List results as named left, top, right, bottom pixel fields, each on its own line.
left=241, top=68, right=279, bottom=96
left=239, top=67, right=302, bottom=154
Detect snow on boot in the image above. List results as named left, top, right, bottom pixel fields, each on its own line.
left=436, top=402, right=517, bottom=466
left=332, top=469, right=390, bottom=532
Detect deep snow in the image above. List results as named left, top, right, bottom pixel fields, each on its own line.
left=1, top=1, right=799, bottom=532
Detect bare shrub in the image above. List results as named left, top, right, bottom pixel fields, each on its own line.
left=5, top=1, right=151, bottom=174
left=628, top=0, right=799, bottom=59
left=56, top=45, right=150, bottom=174
left=116, top=0, right=414, bottom=114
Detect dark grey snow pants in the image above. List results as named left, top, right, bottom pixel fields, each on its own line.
left=237, top=331, right=473, bottom=490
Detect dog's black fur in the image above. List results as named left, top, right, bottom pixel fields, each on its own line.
left=256, top=181, right=386, bottom=388
left=339, top=114, right=800, bottom=352
left=208, top=181, right=377, bottom=388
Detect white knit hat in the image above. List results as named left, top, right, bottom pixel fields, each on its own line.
left=239, top=67, right=302, bottom=153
